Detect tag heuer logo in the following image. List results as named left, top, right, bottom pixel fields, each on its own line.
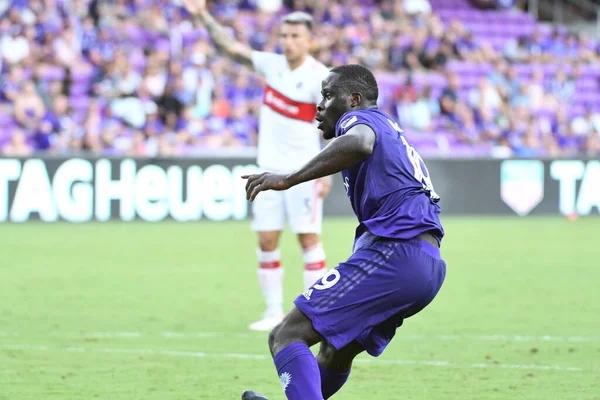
left=500, top=160, right=544, bottom=216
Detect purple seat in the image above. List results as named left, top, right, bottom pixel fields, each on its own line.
left=460, top=75, right=480, bottom=88
left=481, top=37, right=508, bottom=49
left=0, top=113, right=14, bottom=125
left=129, top=49, right=147, bottom=70
left=447, top=61, right=480, bottom=74
left=377, top=73, right=400, bottom=86
left=542, top=64, right=559, bottom=75
left=71, top=67, right=95, bottom=82
left=579, top=65, right=600, bottom=78
left=458, top=89, right=470, bottom=101
left=125, top=25, right=146, bottom=44
left=427, top=73, right=447, bottom=87
left=73, top=111, right=87, bottom=124
left=155, top=38, right=171, bottom=52
left=569, top=107, right=586, bottom=118
left=576, top=78, right=598, bottom=91
left=39, top=66, right=65, bottom=81
left=534, top=109, right=555, bottom=118
left=70, top=82, right=89, bottom=96
left=69, top=96, right=91, bottom=112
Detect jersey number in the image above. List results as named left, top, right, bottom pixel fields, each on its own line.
left=388, top=119, right=440, bottom=202
left=313, top=269, right=340, bottom=290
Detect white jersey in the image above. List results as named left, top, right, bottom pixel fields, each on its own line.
left=251, top=51, right=329, bottom=172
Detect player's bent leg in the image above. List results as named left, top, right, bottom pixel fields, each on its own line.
left=269, top=307, right=323, bottom=356
left=316, top=341, right=364, bottom=399
left=316, top=340, right=364, bottom=372
left=268, top=307, right=324, bottom=400
left=295, top=231, right=446, bottom=358
left=297, top=233, right=327, bottom=291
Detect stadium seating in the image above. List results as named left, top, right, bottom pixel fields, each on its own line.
left=0, top=0, right=598, bottom=157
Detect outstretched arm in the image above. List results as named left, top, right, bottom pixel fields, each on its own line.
left=243, top=124, right=376, bottom=201
left=181, top=0, right=254, bottom=69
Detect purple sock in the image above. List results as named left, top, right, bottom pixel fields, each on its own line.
left=318, top=364, right=350, bottom=399
left=273, top=343, right=323, bottom=400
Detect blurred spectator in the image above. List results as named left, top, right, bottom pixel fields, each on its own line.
left=549, top=69, right=575, bottom=103
left=2, top=129, right=33, bottom=156
left=469, top=78, right=502, bottom=116
left=1, top=25, right=30, bottom=65
left=404, top=0, right=431, bottom=16
left=14, top=81, right=46, bottom=131
left=503, top=36, right=531, bottom=63
left=570, top=108, right=599, bottom=137
left=527, top=67, right=546, bottom=111
left=398, top=86, right=435, bottom=132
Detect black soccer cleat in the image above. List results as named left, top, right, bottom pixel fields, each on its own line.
left=241, top=390, right=270, bottom=400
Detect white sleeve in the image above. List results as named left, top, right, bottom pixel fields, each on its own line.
left=251, top=50, right=284, bottom=78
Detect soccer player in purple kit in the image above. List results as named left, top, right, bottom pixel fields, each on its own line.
left=241, top=64, right=447, bottom=400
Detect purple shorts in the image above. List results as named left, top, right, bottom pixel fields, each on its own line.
left=294, top=233, right=446, bottom=357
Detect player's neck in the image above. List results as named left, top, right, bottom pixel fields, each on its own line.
left=287, top=54, right=308, bottom=71
left=356, top=104, right=378, bottom=110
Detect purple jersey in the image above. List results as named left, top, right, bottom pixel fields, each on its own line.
left=334, top=108, right=444, bottom=244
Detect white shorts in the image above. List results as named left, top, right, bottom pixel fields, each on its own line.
left=251, top=178, right=323, bottom=235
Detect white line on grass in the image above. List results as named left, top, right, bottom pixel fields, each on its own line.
left=0, top=344, right=593, bottom=373
left=1, top=331, right=598, bottom=342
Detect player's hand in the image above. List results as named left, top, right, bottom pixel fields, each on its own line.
left=242, top=173, right=291, bottom=201
left=180, top=0, right=206, bottom=16
left=316, top=176, right=332, bottom=199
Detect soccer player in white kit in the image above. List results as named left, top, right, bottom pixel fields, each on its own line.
left=182, top=0, right=331, bottom=331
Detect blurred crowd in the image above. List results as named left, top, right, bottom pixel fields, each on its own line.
left=1, top=0, right=599, bottom=157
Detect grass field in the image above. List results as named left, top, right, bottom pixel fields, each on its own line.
left=0, top=217, right=599, bottom=400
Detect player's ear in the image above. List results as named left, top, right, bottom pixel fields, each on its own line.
left=350, top=93, right=362, bottom=108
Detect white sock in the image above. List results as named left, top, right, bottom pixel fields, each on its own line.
left=303, top=243, right=327, bottom=291
left=257, top=248, right=283, bottom=316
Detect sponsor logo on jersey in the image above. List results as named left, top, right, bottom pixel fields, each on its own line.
left=263, top=85, right=317, bottom=123
left=340, top=115, right=357, bottom=130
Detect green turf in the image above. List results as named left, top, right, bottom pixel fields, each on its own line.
left=0, top=217, right=599, bottom=400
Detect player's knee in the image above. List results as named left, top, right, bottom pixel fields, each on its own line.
left=317, top=340, right=363, bottom=372
left=268, top=324, right=280, bottom=356
left=258, top=232, right=279, bottom=251
left=269, top=308, right=321, bottom=356
left=316, top=341, right=337, bottom=366
left=298, top=233, right=320, bottom=251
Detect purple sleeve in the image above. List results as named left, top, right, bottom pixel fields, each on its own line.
left=335, top=111, right=380, bottom=145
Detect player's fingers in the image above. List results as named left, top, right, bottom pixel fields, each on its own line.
left=250, top=175, right=271, bottom=201
left=249, top=181, right=265, bottom=202
left=243, top=175, right=253, bottom=192
left=246, top=176, right=264, bottom=200
left=244, top=174, right=260, bottom=192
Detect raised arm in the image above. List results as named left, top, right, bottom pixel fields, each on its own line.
left=243, top=124, right=376, bottom=201
left=181, top=0, right=254, bottom=69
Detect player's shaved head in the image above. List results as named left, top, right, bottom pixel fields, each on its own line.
left=329, top=64, right=379, bottom=103
left=315, top=65, right=379, bottom=140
